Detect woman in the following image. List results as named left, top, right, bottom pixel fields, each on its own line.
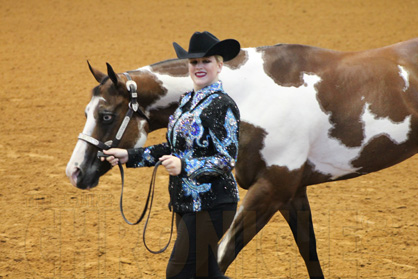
left=103, top=31, right=241, bottom=278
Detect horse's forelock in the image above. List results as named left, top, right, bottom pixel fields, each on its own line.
left=92, top=77, right=129, bottom=100
left=92, top=85, right=102, bottom=97
left=99, top=76, right=110, bottom=85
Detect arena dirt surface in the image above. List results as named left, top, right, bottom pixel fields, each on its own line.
left=1, top=0, right=417, bottom=278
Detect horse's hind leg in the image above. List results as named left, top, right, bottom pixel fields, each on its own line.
left=279, top=187, right=324, bottom=279
left=217, top=176, right=289, bottom=273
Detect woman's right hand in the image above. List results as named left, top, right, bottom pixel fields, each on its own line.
left=101, top=148, right=129, bottom=167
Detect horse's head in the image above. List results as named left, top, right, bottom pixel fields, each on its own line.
left=66, top=62, right=151, bottom=189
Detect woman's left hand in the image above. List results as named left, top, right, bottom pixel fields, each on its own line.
left=159, top=155, right=182, bottom=176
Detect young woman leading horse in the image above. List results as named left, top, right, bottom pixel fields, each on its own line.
left=67, top=36, right=418, bottom=278
left=102, top=31, right=241, bottom=279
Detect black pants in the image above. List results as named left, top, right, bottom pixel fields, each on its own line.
left=166, top=203, right=237, bottom=279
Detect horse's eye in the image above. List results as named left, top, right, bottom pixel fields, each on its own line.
left=102, top=114, right=113, bottom=123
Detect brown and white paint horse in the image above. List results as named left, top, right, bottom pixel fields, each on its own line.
left=66, top=38, right=418, bottom=278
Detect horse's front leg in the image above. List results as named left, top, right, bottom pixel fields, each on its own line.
left=217, top=175, right=294, bottom=273
left=279, top=187, right=324, bottom=279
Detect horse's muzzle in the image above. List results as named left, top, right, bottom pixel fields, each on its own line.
left=66, top=162, right=106, bottom=190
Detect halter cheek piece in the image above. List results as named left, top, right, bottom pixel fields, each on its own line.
left=77, top=73, right=173, bottom=254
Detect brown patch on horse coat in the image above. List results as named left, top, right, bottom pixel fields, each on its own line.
left=263, top=165, right=306, bottom=203
left=261, top=44, right=338, bottom=87
left=300, top=161, right=333, bottom=186
left=236, top=122, right=267, bottom=189
left=148, top=103, right=178, bottom=131
left=351, top=133, right=418, bottom=174
left=132, top=70, right=168, bottom=107
left=150, top=59, right=189, bottom=77
left=225, top=50, right=248, bottom=70
left=316, top=48, right=414, bottom=147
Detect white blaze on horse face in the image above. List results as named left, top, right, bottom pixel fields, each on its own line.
left=66, top=96, right=104, bottom=186
left=398, top=65, right=410, bottom=92
left=83, top=96, right=105, bottom=135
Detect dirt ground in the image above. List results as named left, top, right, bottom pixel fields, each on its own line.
left=1, top=0, right=417, bottom=278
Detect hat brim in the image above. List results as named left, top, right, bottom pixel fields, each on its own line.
left=173, top=39, right=241, bottom=62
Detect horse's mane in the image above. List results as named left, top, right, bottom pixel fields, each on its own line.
left=150, top=58, right=182, bottom=67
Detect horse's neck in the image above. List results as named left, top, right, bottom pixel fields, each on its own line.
left=137, top=61, right=193, bottom=131
left=140, top=50, right=259, bottom=131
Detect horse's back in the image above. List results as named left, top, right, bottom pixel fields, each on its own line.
left=384, top=37, right=418, bottom=66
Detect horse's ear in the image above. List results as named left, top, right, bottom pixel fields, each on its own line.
left=106, top=63, right=120, bottom=86
left=87, top=60, right=106, bottom=83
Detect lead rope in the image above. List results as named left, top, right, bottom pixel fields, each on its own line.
left=142, top=161, right=175, bottom=254
left=118, top=161, right=174, bottom=254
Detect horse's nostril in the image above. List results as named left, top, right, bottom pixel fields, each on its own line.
left=69, top=167, right=81, bottom=187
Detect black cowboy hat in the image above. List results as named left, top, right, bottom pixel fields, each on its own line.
left=173, top=31, right=241, bottom=62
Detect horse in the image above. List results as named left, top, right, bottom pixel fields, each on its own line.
left=66, top=37, right=418, bottom=278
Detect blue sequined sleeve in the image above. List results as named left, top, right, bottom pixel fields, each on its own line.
left=126, top=142, right=171, bottom=168
left=183, top=97, right=240, bottom=178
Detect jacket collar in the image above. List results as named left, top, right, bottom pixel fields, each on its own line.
left=180, top=81, right=224, bottom=111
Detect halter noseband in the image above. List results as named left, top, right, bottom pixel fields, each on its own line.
left=78, top=72, right=150, bottom=151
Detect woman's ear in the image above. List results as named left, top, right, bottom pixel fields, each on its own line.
left=217, top=61, right=223, bottom=73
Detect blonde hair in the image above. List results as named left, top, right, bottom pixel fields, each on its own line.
left=214, top=55, right=224, bottom=63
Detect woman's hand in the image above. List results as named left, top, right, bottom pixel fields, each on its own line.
left=101, top=148, right=129, bottom=167
left=159, top=155, right=181, bottom=176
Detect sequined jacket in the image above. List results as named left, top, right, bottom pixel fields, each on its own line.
left=126, top=81, right=240, bottom=213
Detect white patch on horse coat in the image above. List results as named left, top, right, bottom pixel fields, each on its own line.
left=309, top=102, right=411, bottom=179
left=134, top=120, right=148, bottom=148
left=138, top=66, right=193, bottom=109
left=222, top=48, right=328, bottom=171
left=361, top=103, right=411, bottom=144
left=398, top=65, right=410, bottom=92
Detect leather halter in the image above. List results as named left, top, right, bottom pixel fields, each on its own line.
left=78, top=72, right=150, bottom=151
left=77, top=73, right=173, bottom=254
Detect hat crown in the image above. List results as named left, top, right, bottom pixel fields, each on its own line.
left=188, top=31, right=220, bottom=54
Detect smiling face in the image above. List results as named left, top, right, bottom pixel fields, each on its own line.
left=188, top=55, right=223, bottom=91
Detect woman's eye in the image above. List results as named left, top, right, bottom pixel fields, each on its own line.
left=190, top=60, right=198, bottom=65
